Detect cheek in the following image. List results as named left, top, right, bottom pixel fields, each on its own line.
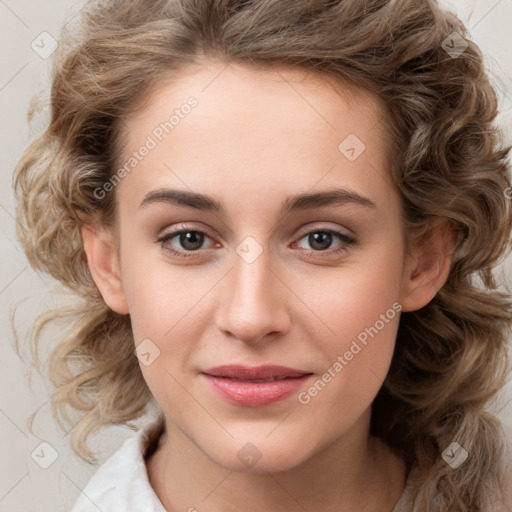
left=122, top=255, right=220, bottom=383
left=299, top=300, right=400, bottom=430
left=295, top=246, right=403, bottom=403
left=300, top=248, right=403, bottom=342
left=118, top=236, right=195, bottom=338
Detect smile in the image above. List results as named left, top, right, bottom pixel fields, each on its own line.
left=201, top=365, right=314, bottom=407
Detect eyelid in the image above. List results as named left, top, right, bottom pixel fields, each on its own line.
left=158, top=223, right=218, bottom=244
left=293, top=222, right=355, bottom=241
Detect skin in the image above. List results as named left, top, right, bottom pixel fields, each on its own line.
left=81, top=60, right=455, bottom=512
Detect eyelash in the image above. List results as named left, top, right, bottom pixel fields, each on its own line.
left=155, top=225, right=357, bottom=260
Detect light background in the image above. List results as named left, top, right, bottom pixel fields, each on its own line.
left=1, top=0, right=512, bottom=510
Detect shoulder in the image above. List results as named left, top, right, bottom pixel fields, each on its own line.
left=70, top=419, right=166, bottom=512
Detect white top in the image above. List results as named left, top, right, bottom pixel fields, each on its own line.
left=70, top=419, right=509, bottom=512
left=70, top=421, right=167, bottom=512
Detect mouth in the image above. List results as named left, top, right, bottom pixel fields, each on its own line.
left=200, top=365, right=314, bottom=406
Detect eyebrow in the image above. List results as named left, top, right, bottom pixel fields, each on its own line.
left=139, top=187, right=377, bottom=215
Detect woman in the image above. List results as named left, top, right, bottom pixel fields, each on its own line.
left=13, top=0, right=512, bottom=510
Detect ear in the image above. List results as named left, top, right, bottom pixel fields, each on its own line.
left=79, top=219, right=129, bottom=315
left=400, top=219, right=458, bottom=312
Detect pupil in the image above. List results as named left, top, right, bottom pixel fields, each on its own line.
left=310, top=232, right=332, bottom=251
left=181, top=231, right=204, bottom=250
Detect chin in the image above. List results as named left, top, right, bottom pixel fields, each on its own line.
left=206, top=436, right=315, bottom=474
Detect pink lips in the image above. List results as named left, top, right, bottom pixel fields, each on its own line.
left=201, top=365, right=313, bottom=407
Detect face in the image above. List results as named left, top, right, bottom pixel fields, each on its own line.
left=89, top=61, right=426, bottom=473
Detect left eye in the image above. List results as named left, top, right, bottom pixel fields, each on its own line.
left=292, top=228, right=357, bottom=259
left=294, top=229, right=355, bottom=252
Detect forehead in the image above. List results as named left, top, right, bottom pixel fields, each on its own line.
left=124, top=61, right=387, bottom=142
left=115, top=60, right=394, bottom=217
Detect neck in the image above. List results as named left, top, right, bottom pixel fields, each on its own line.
left=146, top=412, right=407, bottom=512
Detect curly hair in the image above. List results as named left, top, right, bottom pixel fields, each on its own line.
left=12, top=0, right=512, bottom=510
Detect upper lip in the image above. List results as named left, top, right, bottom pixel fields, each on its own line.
left=201, top=365, right=312, bottom=380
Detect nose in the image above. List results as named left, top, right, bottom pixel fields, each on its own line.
left=214, top=244, right=291, bottom=345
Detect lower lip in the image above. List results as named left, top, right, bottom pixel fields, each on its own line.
left=202, top=374, right=313, bottom=407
